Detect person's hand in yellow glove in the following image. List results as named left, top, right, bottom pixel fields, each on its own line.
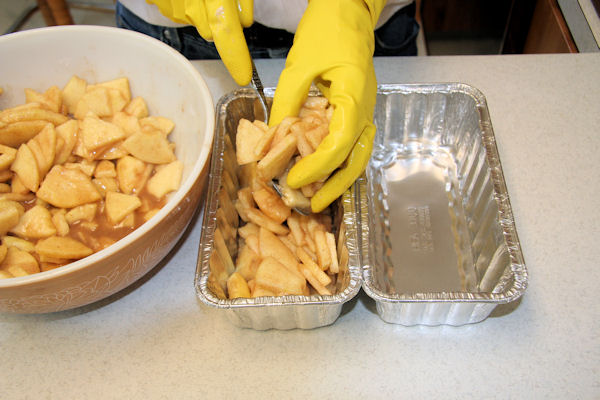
left=147, top=0, right=254, bottom=86
left=269, top=0, right=386, bottom=213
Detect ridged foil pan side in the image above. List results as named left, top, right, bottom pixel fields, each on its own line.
left=358, top=83, right=528, bottom=326
left=195, top=88, right=362, bottom=330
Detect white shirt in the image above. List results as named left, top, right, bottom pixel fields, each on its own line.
left=118, top=0, right=413, bottom=33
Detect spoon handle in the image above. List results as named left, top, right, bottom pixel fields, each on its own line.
left=250, top=59, right=269, bottom=123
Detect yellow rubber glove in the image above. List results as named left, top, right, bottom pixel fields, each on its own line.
left=147, top=0, right=254, bottom=86
left=269, top=0, right=386, bottom=213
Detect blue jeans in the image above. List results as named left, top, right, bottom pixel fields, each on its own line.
left=374, top=2, right=419, bottom=57
left=115, top=1, right=418, bottom=60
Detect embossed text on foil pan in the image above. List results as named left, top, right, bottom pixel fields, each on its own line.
left=358, top=83, right=528, bottom=326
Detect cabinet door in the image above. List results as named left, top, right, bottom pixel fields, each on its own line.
left=524, top=0, right=578, bottom=53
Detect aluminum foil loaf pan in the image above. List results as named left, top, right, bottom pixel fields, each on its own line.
left=196, top=84, right=528, bottom=329
left=195, top=88, right=362, bottom=330
left=359, top=84, right=528, bottom=326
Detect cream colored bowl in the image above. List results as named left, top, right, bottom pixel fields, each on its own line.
left=0, top=26, right=214, bottom=313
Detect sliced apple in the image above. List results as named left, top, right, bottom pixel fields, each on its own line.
left=116, top=155, right=150, bottom=194
left=37, top=165, right=101, bottom=208
left=121, top=130, right=175, bottom=164
left=0, top=144, right=17, bottom=171
left=35, top=236, right=93, bottom=259
left=74, top=86, right=112, bottom=119
left=2, top=236, right=35, bottom=253
left=54, top=119, right=79, bottom=165
left=236, top=118, right=266, bottom=165
left=112, top=111, right=141, bottom=137
left=140, top=116, right=174, bottom=136
left=94, top=160, right=117, bottom=178
left=61, top=75, right=87, bottom=115
left=0, top=120, right=48, bottom=148
left=10, top=204, right=56, bottom=239
left=97, top=77, right=131, bottom=102
left=105, top=191, right=141, bottom=224
left=92, top=177, right=119, bottom=198
left=65, top=203, right=98, bottom=224
left=1, top=247, right=40, bottom=276
left=10, top=143, right=40, bottom=192
left=28, top=123, right=56, bottom=178
left=146, top=160, right=183, bottom=199
left=123, top=96, right=148, bottom=118
left=80, top=115, right=126, bottom=152
left=0, top=201, right=23, bottom=236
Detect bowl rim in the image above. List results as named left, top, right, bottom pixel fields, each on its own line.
left=0, top=25, right=215, bottom=289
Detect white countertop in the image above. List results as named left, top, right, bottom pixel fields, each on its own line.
left=1, top=54, right=599, bottom=399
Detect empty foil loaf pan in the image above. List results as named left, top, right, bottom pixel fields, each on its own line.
left=359, top=83, right=528, bottom=326
left=195, top=84, right=528, bottom=329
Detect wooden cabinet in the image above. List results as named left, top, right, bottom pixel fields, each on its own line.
left=419, top=0, right=579, bottom=54
left=523, top=0, right=578, bottom=53
left=420, top=0, right=512, bottom=41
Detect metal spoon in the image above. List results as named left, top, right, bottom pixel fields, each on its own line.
left=250, top=59, right=269, bottom=124
left=249, top=60, right=311, bottom=216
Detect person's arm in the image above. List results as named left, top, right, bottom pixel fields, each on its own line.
left=270, top=0, right=387, bottom=212
left=147, top=0, right=254, bottom=86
